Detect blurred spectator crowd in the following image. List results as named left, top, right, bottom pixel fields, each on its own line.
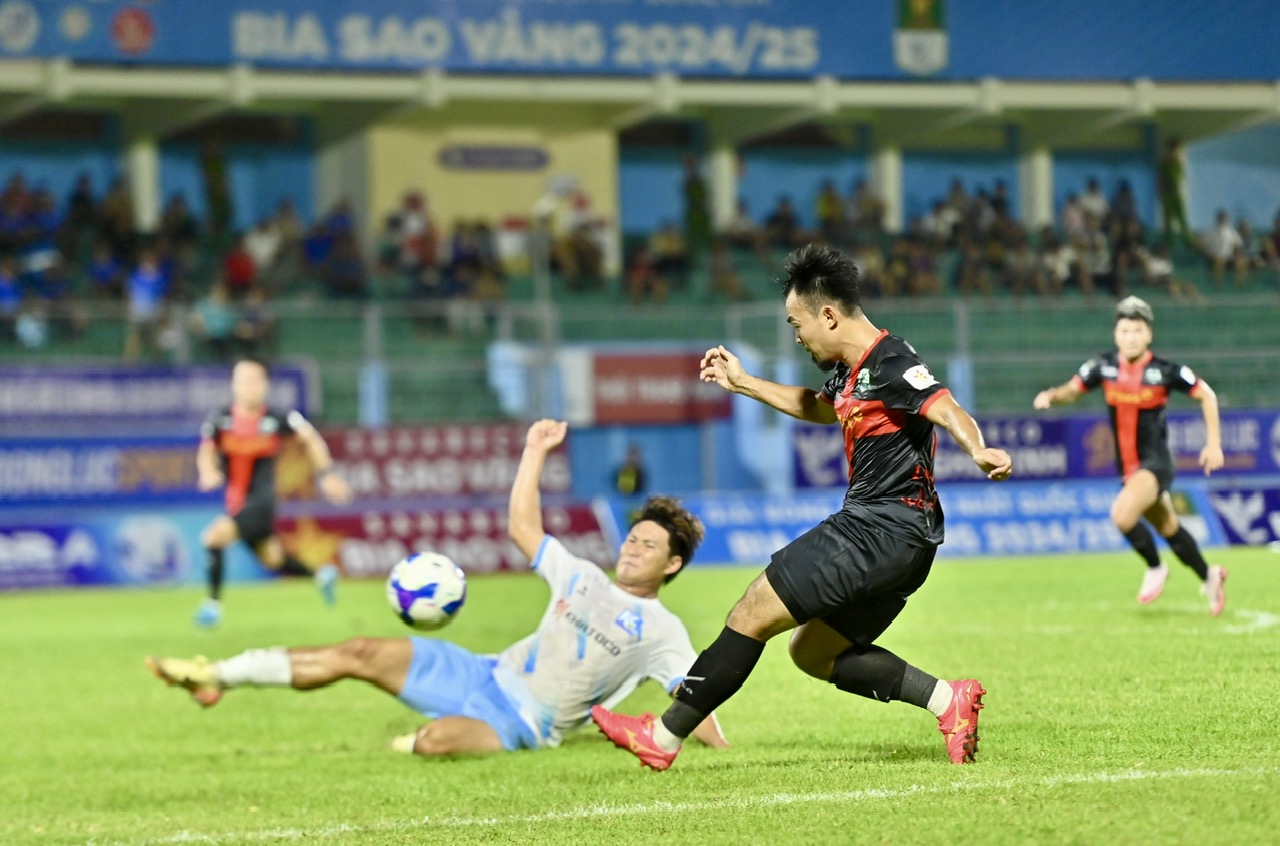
left=2, top=148, right=1278, bottom=359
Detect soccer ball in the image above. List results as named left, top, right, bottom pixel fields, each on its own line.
left=386, top=552, right=468, bottom=630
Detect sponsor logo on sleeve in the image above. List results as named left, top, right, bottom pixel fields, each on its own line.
left=903, top=364, right=938, bottom=390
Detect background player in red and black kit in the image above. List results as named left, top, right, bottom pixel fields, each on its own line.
left=1033, top=296, right=1227, bottom=615
left=593, top=244, right=1013, bottom=770
left=195, top=357, right=352, bottom=627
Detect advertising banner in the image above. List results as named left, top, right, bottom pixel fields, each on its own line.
left=795, top=410, right=1280, bottom=488
left=318, top=424, right=571, bottom=500
left=1207, top=486, right=1280, bottom=546
left=0, top=0, right=1273, bottom=81
left=0, top=436, right=202, bottom=506
left=276, top=500, right=612, bottom=579
left=0, top=423, right=570, bottom=506
left=0, top=506, right=265, bottom=591
left=613, top=481, right=1226, bottom=565
left=794, top=415, right=1075, bottom=487
left=591, top=352, right=732, bottom=426
left=936, top=480, right=1225, bottom=557
left=0, top=362, right=315, bottom=433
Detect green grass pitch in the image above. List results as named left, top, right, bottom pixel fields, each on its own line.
left=2, top=548, right=1278, bottom=846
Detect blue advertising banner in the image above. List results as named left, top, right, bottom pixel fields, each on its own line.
left=1071, top=409, right=1280, bottom=480
left=0, top=506, right=267, bottom=591
left=0, top=436, right=207, bottom=506
left=0, top=0, right=1274, bottom=80
left=795, top=410, right=1280, bottom=489
left=1207, top=485, right=1280, bottom=546
left=936, top=479, right=1225, bottom=557
left=795, top=415, right=1075, bottom=487
left=0, top=362, right=316, bottom=434
left=613, top=480, right=1226, bottom=565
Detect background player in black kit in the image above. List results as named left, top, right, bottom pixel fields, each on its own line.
left=195, top=357, right=352, bottom=628
left=593, top=243, right=1013, bottom=770
left=1033, top=296, right=1227, bottom=615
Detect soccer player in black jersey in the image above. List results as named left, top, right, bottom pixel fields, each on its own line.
left=195, top=357, right=352, bottom=627
left=593, top=244, right=1013, bottom=769
left=1032, top=296, right=1226, bottom=615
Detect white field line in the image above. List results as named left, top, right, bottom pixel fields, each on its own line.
left=84, top=766, right=1279, bottom=846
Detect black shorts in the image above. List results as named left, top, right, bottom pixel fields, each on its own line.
left=232, top=500, right=276, bottom=547
left=765, top=509, right=936, bottom=648
left=1131, top=461, right=1175, bottom=495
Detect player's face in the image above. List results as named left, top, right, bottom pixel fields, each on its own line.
left=785, top=292, right=838, bottom=372
left=1113, top=318, right=1152, bottom=362
left=231, top=361, right=270, bottom=409
left=615, top=520, right=680, bottom=589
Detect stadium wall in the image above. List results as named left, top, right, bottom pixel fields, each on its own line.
left=365, top=120, right=618, bottom=249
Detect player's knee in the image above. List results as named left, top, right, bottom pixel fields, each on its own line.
left=201, top=526, right=232, bottom=549
left=337, top=637, right=383, bottom=669
left=1109, top=503, right=1136, bottom=531
left=787, top=638, right=832, bottom=681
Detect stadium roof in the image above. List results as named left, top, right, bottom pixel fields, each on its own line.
left=1, top=60, right=1277, bottom=146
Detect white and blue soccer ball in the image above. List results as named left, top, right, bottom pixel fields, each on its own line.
left=386, top=552, right=467, bottom=630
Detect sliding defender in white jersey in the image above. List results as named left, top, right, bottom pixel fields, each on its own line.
left=146, top=419, right=728, bottom=757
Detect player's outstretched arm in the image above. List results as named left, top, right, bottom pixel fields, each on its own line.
left=293, top=417, right=352, bottom=504
left=925, top=393, right=1012, bottom=481
left=1033, top=380, right=1084, bottom=410
left=700, top=345, right=836, bottom=424
left=508, top=419, right=568, bottom=561
left=1191, top=379, right=1225, bottom=475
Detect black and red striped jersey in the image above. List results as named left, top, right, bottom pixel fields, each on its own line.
left=200, top=406, right=305, bottom=515
left=817, top=330, right=951, bottom=545
left=1071, top=349, right=1201, bottom=480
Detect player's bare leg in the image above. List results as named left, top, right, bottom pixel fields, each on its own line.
left=255, top=535, right=339, bottom=606
left=287, top=637, right=412, bottom=694
left=1145, top=493, right=1226, bottom=615
left=390, top=717, right=504, bottom=757
left=789, top=618, right=985, bottom=764
left=1111, top=471, right=1168, bottom=604
left=195, top=515, right=239, bottom=627
left=593, top=571, right=791, bottom=770
left=147, top=637, right=413, bottom=708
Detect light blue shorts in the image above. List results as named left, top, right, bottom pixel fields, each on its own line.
left=398, top=638, right=540, bottom=751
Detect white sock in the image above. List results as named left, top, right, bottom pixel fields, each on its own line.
left=214, top=647, right=292, bottom=687
left=926, top=680, right=954, bottom=718
left=651, top=717, right=684, bottom=753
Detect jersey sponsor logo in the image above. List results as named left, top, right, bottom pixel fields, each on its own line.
left=1103, top=385, right=1160, bottom=406
left=218, top=431, right=280, bottom=457
left=903, top=364, right=938, bottom=390
left=614, top=607, right=644, bottom=641
left=854, top=368, right=872, bottom=394
left=561, top=608, right=623, bottom=657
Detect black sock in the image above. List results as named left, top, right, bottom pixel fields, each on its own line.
left=278, top=554, right=313, bottom=577
left=207, top=547, right=224, bottom=601
left=1123, top=524, right=1162, bottom=569
left=661, top=626, right=765, bottom=738
left=831, top=644, right=936, bottom=707
left=1165, top=526, right=1210, bottom=580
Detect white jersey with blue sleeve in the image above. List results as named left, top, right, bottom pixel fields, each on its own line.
left=492, top=536, right=696, bottom=747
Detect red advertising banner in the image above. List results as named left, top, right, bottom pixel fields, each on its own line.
left=592, top=352, right=732, bottom=425
left=276, top=425, right=571, bottom=501
left=278, top=503, right=612, bottom=578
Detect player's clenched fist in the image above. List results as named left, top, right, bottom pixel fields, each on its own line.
left=526, top=419, right=568, bottom=452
